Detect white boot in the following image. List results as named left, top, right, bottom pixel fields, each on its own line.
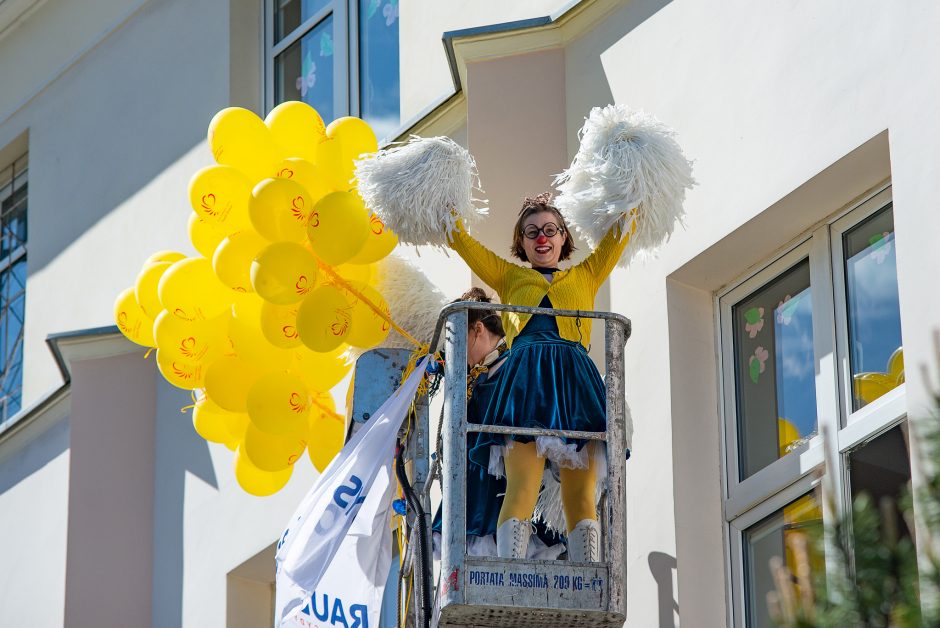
left=567, top=519, right=601, bottom=563
left=496, top=517, right=531, bottom=559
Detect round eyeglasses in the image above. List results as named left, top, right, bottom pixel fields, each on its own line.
left=523, top=223, right=563, bottom=239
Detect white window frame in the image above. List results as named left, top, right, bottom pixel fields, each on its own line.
left=718, top=182, right=906, bottom=627
left=264, top=0, right=382, bottom=119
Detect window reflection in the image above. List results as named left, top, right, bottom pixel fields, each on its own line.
left=275, top=0, right=332, bottom=43
left=275, top=16, right=335, bottom=124
left=359, top=0, right=400, bottom=140
left=844, top=205, right=903, bottom=411
left=733, top=260, right=817, bottom=479
left=744, top=493, right=823, bottom=628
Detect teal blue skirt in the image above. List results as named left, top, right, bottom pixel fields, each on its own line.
left=467, top=309, right=607, bottom=472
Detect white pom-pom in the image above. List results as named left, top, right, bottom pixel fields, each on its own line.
left=345, top=253, right=449, bottom=364
left=554, top=105, right=695, bottom=265
left=354, top=136, right=486, bottom=247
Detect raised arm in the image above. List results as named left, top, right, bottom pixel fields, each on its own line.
left=578, top=213, right=638, bottom=286
left=448, top=221, right=511, bottom=294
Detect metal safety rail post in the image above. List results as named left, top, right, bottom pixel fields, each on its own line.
left=418, top=302, right=631, bottom=628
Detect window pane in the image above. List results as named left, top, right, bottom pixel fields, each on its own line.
left=849, top=424, right=912, bottom=542
left=275, top=16, right=335, bottom=123
left=744, top=493, right=823, bottom=628
left=733, top=260, right=817, bottom=479
left=843, top=204, right=903, bottom=411
left=0, top=257, right=26, bottom=422
left=274, top=0, right=332, bottom=43
left=359, top=0, right=400, bottom=140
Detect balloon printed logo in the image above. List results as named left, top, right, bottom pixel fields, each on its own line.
left=295, top=275, right=313, bottom=296
left=172, top=361, right=202, bottom=382
left=200, top=193, right=231, bottom=221
left=370, top=215, right=385, bottom=235
left=330, top=308, right=351, bottom=336
left=277, top=167, right=295, bottom=178
left=117, top=311, right=140, bottom=337
left=291, top=196, right=306, bottom=222
left=179, top=336, right=209, bottom=361
left=308, top=211, right=320, bottom=228
left=289, top=392, right=307, bottom=414
left=282, top=325, right=299, bottom=340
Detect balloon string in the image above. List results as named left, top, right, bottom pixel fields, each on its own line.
left=144, top=347, right=155, bottom=359
left=316, top=261, right=425, bottom=349
left=310, top=396, right=344, bottom=422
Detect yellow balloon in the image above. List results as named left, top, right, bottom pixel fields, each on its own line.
left=153, top=309, right=227, bottom=366
left=227, top=298, right=288, bottom=365
left=145, top=250, right=187, bottom=265
left=249, top=178, right=313, bottom=243
left=251, top=242, right=319, bottom=305
left=158, top=257, right=233, bottom=321
left=135, top=261, right=173, bottom=318
left=193, top=395, right=249, bottom=446
left=208, top=107, right=282, bottom=181
left=155, top=350, right=206, bottom=389
left=341, top=282, right=391, bottom=349
left=265, top=101, right=326, bottom=163
left=307, top=413, right=345, bottom=472
left=274, top=158, right=334, bottom=206
left=325, top=116, right=379, bottom=163
left=189, top=165, right=253, bottom=232
left=243, top=423, right=307, bottom=472
left=347, top=214, right=398, bottom=265
left=234, top=446, right=294, bottom=496
left=115, top=287, right=156, bottom=347
left=314, top=138, right=355, bottom=191
left=247, top=372, right=310, bottom=436
left=260, top=301, right=302, bottom=349
left=307, top=191, right=370, bottom=266
left=334, top=262, right=377, bottom=285
left=296, top=285, right=353, bottom=352
left=204, top=356, right=265, bottom=412
left=290, top=345, right=351, bottom=391
left=212, top=230, right=268, bottom=292
left=188, top=212, right=226, bottom=259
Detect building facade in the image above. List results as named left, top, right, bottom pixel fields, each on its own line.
left=2, top=0, right=939, bottom=626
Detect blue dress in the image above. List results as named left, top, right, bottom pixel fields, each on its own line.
left=468, top=277, right=607, bottom=473
left=432, top=364, right=562, bottom=545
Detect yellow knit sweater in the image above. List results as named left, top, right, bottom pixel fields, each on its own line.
left=449, top=219, right=632, bottom=349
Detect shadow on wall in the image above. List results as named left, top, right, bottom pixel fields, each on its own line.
left=648, top=551, right=679, bottom=628
left=24, top=0, right=235, bottom=279
left=152, top=377, right=218, bottom=628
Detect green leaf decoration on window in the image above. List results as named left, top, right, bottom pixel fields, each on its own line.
left=320, top=32, right=333, bottom=57
left=749, top=346, right=769, bottom=384
left=367, top=0, right=380, bottom=19
left=744, top=306, right=765, bottom=338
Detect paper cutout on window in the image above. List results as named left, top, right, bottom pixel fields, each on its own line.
left=744, top=306, right=765, bottom=338
left=868, top=231, right=892, bottom=264
left=295, top=52, right=316, bottom=98
left=383, top=1, right=399, bottom=26
left=320, top=32, right=333, bottom=57
left=367, top=0, right=381, bottom=19
left=775, top=293, right=802, bottom=326
left=749, top=346, right=769, bottom=384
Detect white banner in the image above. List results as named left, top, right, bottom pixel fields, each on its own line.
left=275, top=358, right=428, bottom=628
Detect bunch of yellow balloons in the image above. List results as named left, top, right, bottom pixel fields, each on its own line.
left=114, top=102, right=400, bottom=496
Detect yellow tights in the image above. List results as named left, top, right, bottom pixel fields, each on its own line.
left=496, top=441, right=598, bottom=533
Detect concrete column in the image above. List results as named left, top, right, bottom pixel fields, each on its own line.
left=64, top=351, right=156, bottom=627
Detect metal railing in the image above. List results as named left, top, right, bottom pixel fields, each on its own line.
left=410, top=301, right=631, bottom=627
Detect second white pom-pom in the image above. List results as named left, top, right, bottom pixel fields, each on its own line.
left=554, top=105, right=695, bottom=265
